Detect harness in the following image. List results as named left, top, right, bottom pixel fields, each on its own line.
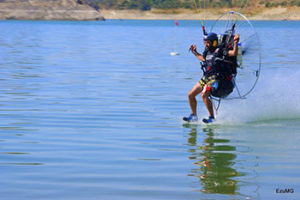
left=201, top=46, right=236, bottom=83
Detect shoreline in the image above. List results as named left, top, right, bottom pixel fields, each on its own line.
left=101, top=7, right=300, bottom=21
left=0, top=0, right=104, bottom=21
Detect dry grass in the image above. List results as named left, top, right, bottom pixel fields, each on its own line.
left=101, top=6, right=300, bottom=20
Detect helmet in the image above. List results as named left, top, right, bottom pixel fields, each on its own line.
left=204, top=32, right=218, bottom=47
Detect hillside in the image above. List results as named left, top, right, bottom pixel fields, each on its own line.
left=84, top=0, right=300, bottom=10
left=0, top=0, right=105, bottom=20
left=0, top=0, right=299, bottom=20
left=87, top=0, right=300, bottom=20
left=100, top=6, right=300, bottom=20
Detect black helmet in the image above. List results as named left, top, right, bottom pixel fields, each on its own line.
left=204, top=32, right=218, bottom=47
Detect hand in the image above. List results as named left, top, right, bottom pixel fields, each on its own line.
left=189, top=44, right=197, bottom=53
left=234, top=34, right=240, bottom=43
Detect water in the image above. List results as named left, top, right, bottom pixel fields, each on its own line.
left=0, top=19, right=299, bottom=200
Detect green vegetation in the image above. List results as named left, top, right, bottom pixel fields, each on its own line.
left=83, top=0, right=300, bottom=10
left=264, top=0, right=300, bottom=8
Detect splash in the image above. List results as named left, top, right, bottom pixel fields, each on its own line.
left=214, top=70, right=300, bottom=124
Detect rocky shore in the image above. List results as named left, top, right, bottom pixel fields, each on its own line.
left=0, top=0, right=104, bottom=21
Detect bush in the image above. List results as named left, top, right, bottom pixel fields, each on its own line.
left=211, top=2, right=223, bottom=8
left=281, top=1, right=287, bottom=7
left=290, top=0, right=296, bottom=6
left=183, top=0, right=193, bottom=9
left=128, top=0, right=139, bottom=9
left=153, top=0, right=182, bottom=9
left=265, top=2, right=271, bottom=7
left=118, top=0, right=129, bottom=10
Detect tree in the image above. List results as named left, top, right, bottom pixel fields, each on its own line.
left=127, top=0, right=139, bottom=9
left=140, top=0, right=152, bottom=10
left=183, top=0, right=193, bottom=9
left=152, top=0, right=182, bottom=9
left=118, top=0, right=130, bottom=9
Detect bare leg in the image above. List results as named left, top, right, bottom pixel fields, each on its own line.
left=188, top=83, right=203, bottom=115
left=201, top=90, right=214, bottom=117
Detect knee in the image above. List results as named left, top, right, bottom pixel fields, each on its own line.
left=188, top=91, right=195, bottom=99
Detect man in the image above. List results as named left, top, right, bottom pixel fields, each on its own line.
left=183, top=32, right=240, bottom=123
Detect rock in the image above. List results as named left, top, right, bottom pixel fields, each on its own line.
left=0, top=0, right=105, bottom=21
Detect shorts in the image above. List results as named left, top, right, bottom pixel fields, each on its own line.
left=199, top=74, right=234, bottom=98
left=198, top=75, right=218, bottom=93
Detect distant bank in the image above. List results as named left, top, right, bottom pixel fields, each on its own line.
left=0, top=0, right=104, bottom=21
left=101, top=7, right=300, bottom=21
left=0, top=0, right=299, bottom=21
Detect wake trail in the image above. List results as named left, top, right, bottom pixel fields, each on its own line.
left=214, top=70, right=300, bottom=124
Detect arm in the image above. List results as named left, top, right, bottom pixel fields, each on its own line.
left=190, top=44, right=205, bottom=61
left=228, top=34, right=239, bottom=57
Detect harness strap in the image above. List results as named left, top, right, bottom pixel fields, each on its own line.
left=225, top=75, right=232, bottom=81
left=209, top=96, right=222, bottom=114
